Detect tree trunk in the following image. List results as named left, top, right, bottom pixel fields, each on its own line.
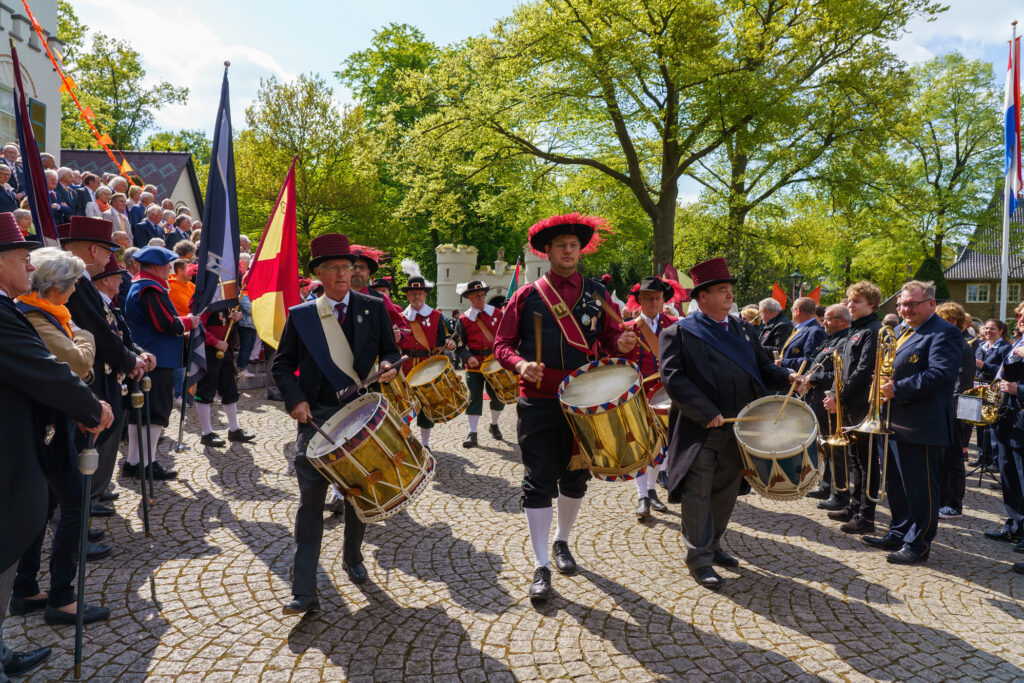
left=652, top=178, right=679, bottom=276
left=932, top=233, right=943, bottom=262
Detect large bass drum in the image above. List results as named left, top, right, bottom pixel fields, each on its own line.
left=558, top=358, right=662, bottom=481
left=733, top=395, right=820, bottom=500
left=307, top=393, right=435, bottom=523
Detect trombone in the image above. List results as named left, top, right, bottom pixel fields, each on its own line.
left=824, top=350, right=851, bottom=493
left=851, top=326, right=896, bottom=504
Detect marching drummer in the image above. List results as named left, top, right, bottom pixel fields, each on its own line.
left=348, top=243, right=409, bottom=343
left=659, top=258, right=795, bottom=590
left=493, top=213, right=637, bottom=602
left=398, top=260, right=456, bottom=453
left=456, top=279, right=505, bottom=447
left=621, top=276, right=677, bottom=520
left=272, top=233, right=401, bottom=615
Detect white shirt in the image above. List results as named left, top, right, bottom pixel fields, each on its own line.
left=324, top=291, right=351, bottom=320
left=99, top=290, right=112, bottom=305
left=0, top=286, right=8, bottom=298
left=639, top=312, right=661, bottom=333
left=402, top=303, right=433, bottom=321
left=463, top=304, right=495, bottom=321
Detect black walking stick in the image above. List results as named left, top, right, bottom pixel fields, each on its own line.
left=142, top=375, right=156, bottom=504
left=131, top=380, right=150, bottom=536
left=73, top=434, right=98, bottom=678
left=174, top=366, right=189, bottom=452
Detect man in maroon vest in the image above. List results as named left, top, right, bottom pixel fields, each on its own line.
left=456, top=280, right=504, bottom=447
left=494, top=213, right=637, bottom=602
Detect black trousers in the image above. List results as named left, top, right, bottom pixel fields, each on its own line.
left=994, top=418, right=1024, bottom=535
left=938, top=424, right=967, bottom=513
left=885, top=441, right=940, bottom=554
left=465, top=370, right=505, bottom=417
left=90, top=405, right=126, bottom=502
left=196, top=347, right=240, bottom=404
left=845, top=431, right=880, bottom=522
left=292, top=452, right=365, bottom=597
left=517, top=397, right=589, bottom=508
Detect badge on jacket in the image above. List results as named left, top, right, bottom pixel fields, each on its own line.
left=909, top=354, right=919, bottom=364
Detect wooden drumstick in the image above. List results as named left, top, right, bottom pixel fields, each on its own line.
left=309, top=420, right=334, bottom=443
left=774, top=360, right=807, bottom=424
left=721, top=416, right=765, bottom=423
left=590, top=291, right=623, bottom=329
left=533, top=312, right=543, bottom=389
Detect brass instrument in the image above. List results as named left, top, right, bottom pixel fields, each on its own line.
left=824, top=350, right=850, bottom=493
left=959, top=380, right=1006, bottom=426
left=851, top=326, right=896, bottom=504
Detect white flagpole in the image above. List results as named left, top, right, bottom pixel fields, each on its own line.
left=1002, top=20, right=1018, bottom=322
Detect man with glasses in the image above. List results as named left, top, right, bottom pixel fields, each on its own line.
left=861, top=280, right=961, bottom=565
left=349, top=244, right=408, bottom=343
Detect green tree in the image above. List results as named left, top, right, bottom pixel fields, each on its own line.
left=146, top=129, right=213, bottom=194
left=913, top=256, right=951, bottom=299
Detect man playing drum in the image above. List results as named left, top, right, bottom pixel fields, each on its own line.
left=493, top=213, right=637, bottom=602
left=456, top=280, right=505, bottom=448
left=272, top=233, right=401, bottom=615
left=621, top=276, right=677, bottom=520
left=349, top=244, right=408, bottom=343
left=659, top=258, right=795, bottom=589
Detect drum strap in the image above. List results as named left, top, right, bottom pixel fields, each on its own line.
left=316, top=295, right=359, bottom=383
left=475, top=317, right=496, bottom=344
left=408, top=319, right=433, bottom=351
left=534, top=275, right=592, bottom=355
left=636, top=321, right=661, bottom=360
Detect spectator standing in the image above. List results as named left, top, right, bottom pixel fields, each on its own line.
left=132, top=205, right=164, bottom=248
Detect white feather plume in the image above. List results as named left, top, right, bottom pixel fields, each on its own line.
left=455, top=282, right=469, bottom=296
left=401, top=259, right=422, bottom=278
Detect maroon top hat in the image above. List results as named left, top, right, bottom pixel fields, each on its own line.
left=688, top=257, right=737, bottom=295
left=61, top=216, right=117, bottom=249
left=527, top=213, right=612, bottom=258
left=349, top=244, right=383, bottom=274
left=56, top=223, right=71, bottom=240
left=308, top=233, right=356, bottom=272
left=93, top=252, right=125, bottom=281
left=0, top=211, right=40, bottom=252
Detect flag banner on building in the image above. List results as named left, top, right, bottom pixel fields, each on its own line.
left=243, top=157, right=300, bottom=349
left=10, top=42, right=58, bottom=245
left=505, top=257, right=521, bottom=300
left=771, top=282, right=787, bottom=309
left=1006, top=35, right=1022, bottom=217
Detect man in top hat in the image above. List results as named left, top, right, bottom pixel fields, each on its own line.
left=757, top=297, right=793, bottom=356
left=123, top=246, right=201, bottom=481
left=195, top=304, right=255, bottom=448
left=456, top=279, right=505, bottom=448
left=777, top=297, right=827, bottom=372
left=349, top=245, right=409, bottom=343
left=494, top=213, right=637, bottom=602
left=621, top=276, right=677, bottom=520
left=62, top=216, right=157, bottom=516
left=272, top=234, right=401, bottom=615
left=660, top=257, right=796, bottom=589
left=398, top=269, right=456, bottom=452
left=0, top=214, right=113, bottom=679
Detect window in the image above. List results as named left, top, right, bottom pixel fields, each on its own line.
left=966, top=283, right=990, bottom=303
left=0, top=85, right=14, bottom=151
left=996, top=282, right=1022, bottom=303
left=28, top=98, right=45, bottom=150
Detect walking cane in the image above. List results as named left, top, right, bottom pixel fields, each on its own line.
left=142, top=375, right=156, bottom=505
left=73, top=434, right=98, bottom=678
left=130, top=380, right=150, bottom=536
left=174, top=366, right=189, bottom=452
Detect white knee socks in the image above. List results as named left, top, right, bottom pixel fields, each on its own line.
left=128, top=424, right=162, bottom=465
left=127, top=426, right=140, bottom=465
left=224, top=402, right=239, bottom=431
left=420, top=428, right=431, bottom=449
left=468, top=415, right=480, bottom=433
left=196, top=402, right=213, bottom=434
left=490, top=410, right=501, bottom=426
left=525, top=506, right=553, bottom=569
left=635, top=471, right=648, bottom=498
left=554, top=495, right=583, bottom=543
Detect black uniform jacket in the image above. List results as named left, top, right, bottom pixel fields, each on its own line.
left=758, top=313, right=793, bottom=355
left=66, top=275, right=138, bottom=404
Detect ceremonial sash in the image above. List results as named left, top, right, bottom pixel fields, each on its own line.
left=474, top=316, right=496, bottom=344
left=680, top=312, right=765, bottom=391
left=534, top=275, right=592, bottom=355
left=289, top=301, right=355, bottom=392
left=316, top=295, right=359, bottom=382
left=408, top=319, right=432, bottom=351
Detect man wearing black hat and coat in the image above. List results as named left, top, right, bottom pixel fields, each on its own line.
left=456, top=279, right=506, bottom=448
left=660, top=257, right=796, bottom=589
left=272, top=233, right=402, bottom=615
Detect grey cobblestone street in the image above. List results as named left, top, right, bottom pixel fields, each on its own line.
left=6, top=390, right=1024, bottom=681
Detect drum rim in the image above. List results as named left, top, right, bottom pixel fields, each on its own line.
left=558, top=358, right=642, bottom=414
left=307, top=393, right=388, bottom=459
left=406, top=355, right=451, bottom=386
left=733, top=394, right=817, bottom=458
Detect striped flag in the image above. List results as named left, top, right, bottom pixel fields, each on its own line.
left=243, top=158, right=300, bottom=349
left=506, top=256, right=521, bottom=300
left=1006, top=35, right=1022, bottom=217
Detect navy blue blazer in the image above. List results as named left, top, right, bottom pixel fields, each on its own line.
left=780, top=319, right=827, bottom=370
left=128, top=204, right=146, bottom=226
left=0, top=186, right=17, bottom=213
left=132, top=219, right=163, bottom=248
left=888, top=313, right=963, bottom=447
left=975, top=339, right=1010, bottom=383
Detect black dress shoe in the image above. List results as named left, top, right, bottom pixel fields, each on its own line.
left=817, top=495, right=847, bottom=511
left=551, top=541, right=577, bottom=575
left=200, top=432, right=226, bottom=447
left=529, top=567, right=552, bottom=601
left=967, top=459, right=982, bottom=468
left=462, top=432, right=478, bottom=448
left=689, top=565, right=724, bottom=589
left=266, top=386, right=284, bottom=402
left=146, top=462, right=177, bottom=480
left=862, top=534, right=902, bottom=550
left=489, top=424, right=502, bottom=441
left=827, top=509, right=853, bottom=522
left=657, top=470, right=668, bottom=488
left=984, top=528, right=1022, bottom=543
left=648, top=489, right=668, bottom=513
left=806, top=485, right=831, bottom=500
left=228, top=428, right=256, bottom=443
left=120, top=462, right=140, bottom=478
left=344, top=562, right=368, bottom=584
left=886, top=547, right=929, bottom=565
left=3, top=647, right=51, bottom=676
left=840, top=517, right=876, bottom=535
left=8, top=595, right=48, bottom=615
left=86, top=542, right=111, bottom=561
left=44, top=603, right=111, bottom=625
left=1014, top=561, right=1024, bottom=575
left=1014, top=540, right=1024, bottom=554
left=635, top=497, right=651, bottom=520
left=99, top=490, right=119, bottom=502
left=88, top=528, right=105, bottom=543
left=89, top=502, right=115, bottom=518
left=712, top=550, right=739, bottom=568
left=282, top=595, right=320, bottom=616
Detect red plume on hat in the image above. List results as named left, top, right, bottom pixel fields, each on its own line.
left=349, top=244, right=386, bottom=274
left=527, top=213, right=612, bottom=258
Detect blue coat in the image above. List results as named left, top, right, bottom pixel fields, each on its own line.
left=889, top=313, right=963, bottom=447
left=975, top=339, right=1010, bottom=383
left=132, top=219, right=163, bottom=248
left=780, top=319, right=827, bottom=371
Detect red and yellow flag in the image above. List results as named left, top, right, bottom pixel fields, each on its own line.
left=243, top=158, right=300, bottom=349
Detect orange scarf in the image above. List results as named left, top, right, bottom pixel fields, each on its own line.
left=17, top=291, right=73, bottom=338
left=97, top=199, right=110, bottom=213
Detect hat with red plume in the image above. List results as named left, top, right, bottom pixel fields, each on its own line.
left=527, top=213, right=612, bottom=258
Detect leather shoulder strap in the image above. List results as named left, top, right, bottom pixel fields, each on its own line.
left=408, top=319, right=432, bottom=351
left=534, top=274, right=591, bottom=355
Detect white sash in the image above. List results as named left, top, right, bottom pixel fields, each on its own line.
left=316, top=295, right=359, bottom=382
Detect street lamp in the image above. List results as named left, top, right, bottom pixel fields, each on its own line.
left=789, top=269, right=803, bottom=305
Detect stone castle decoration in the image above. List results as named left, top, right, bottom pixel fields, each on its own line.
left=434, top=244, right=548, bottom=314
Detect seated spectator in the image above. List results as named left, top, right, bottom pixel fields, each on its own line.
left=175, top=206, right=191, bottom=216
left=132, top=204, right=164, bottom=248
left=161, top=198, right=175, bottom=211
left=126, top=185, right=142, bottom=211
left=111, top=231, right=131, bottom=254
left=189, top=229, right=202, bottom=244
left=108, top=176, right=128, bottom=196
left=128, top=191, right=153, bottom=226
left=87, top=186, right=112, bottom=218
left=239, top=234, right=251, bottom=254
left=40, top=152, right=57, bottom=170
left=105, top=192, right=132, bottom=233
left=70, top=169, right=81, bottom=185
left=161, top=210, right=176, bottom=230
left=173, top=239, right=196, bottom=263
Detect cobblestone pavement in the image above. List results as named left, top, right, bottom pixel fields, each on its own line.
left=6, top=390, right=1024, bottom=681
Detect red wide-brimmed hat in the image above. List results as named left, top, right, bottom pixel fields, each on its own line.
left=527, top=213, right=612, bottom=258
left=688, top=257, right=737, bottom=295
left=61, top=216, right=117, bottom=249
left=0, top=211, right=40, bottom=252
left=93, top=252, right=125, bottom=281
left=308, top=233, right=356, bottom=272
left=349, top=244, right=384, bottom=274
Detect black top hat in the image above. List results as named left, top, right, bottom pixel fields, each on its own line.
left=487, top=294, right=507, bottom=308
left=636, top=276, right=673, bottom=301
left=308, top=233, right=356, bottom=272
left=370, top=276, right=391, bottom=290
left=688, top=257, right=737, bottom=295
left=458, top=280, right=490, bottom=299
left=0, top=212, right=39, bottom=252
left=401, top=276, right=433, bottom=292
left=61, top=216, right=118, bottom=249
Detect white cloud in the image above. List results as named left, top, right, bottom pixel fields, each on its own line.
left=890, top=1, right=1019, bottom=64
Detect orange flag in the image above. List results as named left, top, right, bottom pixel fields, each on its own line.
left=243, top=158, right=300, bottom=349
left=807, top=285, right=821, bottom=304
left=771, top=282, right=787, bottom=309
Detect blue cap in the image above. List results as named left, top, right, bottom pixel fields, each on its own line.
left=134, top=246, right=178, bottom=266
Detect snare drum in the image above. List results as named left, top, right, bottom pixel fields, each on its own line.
left=558, top=358, right=662, bottom=481
left=307, top=393, right=435, bottom=523
left=732, top=395, right=820, bottom=500
left=382, top=369, right=418, bottom=425
left=406, top=355, right=470, bottom=423
left=481, top=357, right=519, bottom=405
left=645, top=381, right=670, bottom=466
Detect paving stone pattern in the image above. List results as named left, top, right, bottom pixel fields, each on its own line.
left=6, top=391, right=1024, bottom=681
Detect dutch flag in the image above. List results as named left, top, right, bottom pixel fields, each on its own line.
left=1007, top=35, right=1022, bottom=218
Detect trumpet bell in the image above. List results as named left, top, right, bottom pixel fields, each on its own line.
left=852, top=415, right=893, bottom=435
left=825, top=433, right=850, bottom=447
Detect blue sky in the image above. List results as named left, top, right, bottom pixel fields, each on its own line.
left=74, top=0, right=1019, bottom=202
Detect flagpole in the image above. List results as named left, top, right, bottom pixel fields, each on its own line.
left=1002, top=20, right=1018, bottom=322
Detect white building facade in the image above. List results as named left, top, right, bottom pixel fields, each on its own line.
left=434, top=244, right=547, bottom=314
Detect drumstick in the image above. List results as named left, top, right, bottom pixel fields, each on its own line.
left=721, top=416, right=766, bottom=423
left=773, top=360, right=807, bottom=424
left=590, top=291, right=623, bottom=329
left=533, top=312, right=543, bottom=389
left=336, top=355, right=411, bottom=403
left=309, top=420, right=334, bottom=443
